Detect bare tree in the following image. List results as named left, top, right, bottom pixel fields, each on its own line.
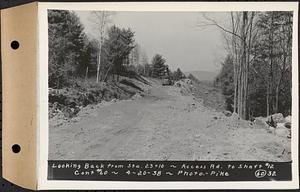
left=129, top=43, right=141, bottom=67
left=89, top=11, right=114, bottom=83
left=274, top=13, right=292, bottom=113
left=198, top=12, right=256, bottom=119
left=140, top=49, right=149, bottom=75
left=230, top=12, right=241, bottom=113
left=253, top=11, right=293, bottom=116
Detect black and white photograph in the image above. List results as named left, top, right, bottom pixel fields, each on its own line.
left=40, top=2, right=300, bottom=185
left=48, top=10, right=293, bottom=161
left=0, top=1, right=298, bottom=190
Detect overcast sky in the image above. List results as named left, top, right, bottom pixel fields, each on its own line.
left=76, top=11, right=230, bottom=72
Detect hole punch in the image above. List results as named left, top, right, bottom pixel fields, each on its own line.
left=12, top=144, right=21, bottom=153
left=10, top=40, right=20, bottom=50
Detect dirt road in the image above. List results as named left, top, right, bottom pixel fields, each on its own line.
left=49, top=81, right=291, bottom=161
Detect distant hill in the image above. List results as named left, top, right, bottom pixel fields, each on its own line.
left=185, top=70, right=219, bottom=82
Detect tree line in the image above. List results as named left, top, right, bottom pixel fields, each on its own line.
left=214, top=11, right=292, bottom=119
left=48, top=10, right=186, bottom=89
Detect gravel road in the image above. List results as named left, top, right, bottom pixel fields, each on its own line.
left=49, top=82, right=291, bottom=161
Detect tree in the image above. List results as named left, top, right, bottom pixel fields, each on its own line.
left=200, top=12, right=256, bottom=119
left=215, top=55, right=235, bottom=111
left=48, top=10, right=86, bottom=88
left=151, top=54, right=167, bottom=78
left=102, top=25, right=135, bottom=81
left=129, top=43, right=141, bottom=67
left=81, top=39, right=99, bottom=80
left=140, top=49, right=151, bottom=77
left=253, top=11, right=292, bottom=116
left=214, top=11, right=292, bottom=118
left=89, top=11, right=113, bottom=83
left=173, top=68, right=186, bottom=81
left=143, top=64, right=153, bottom=77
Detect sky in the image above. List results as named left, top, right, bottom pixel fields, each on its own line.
left=76, top=11, right=230, bottom=72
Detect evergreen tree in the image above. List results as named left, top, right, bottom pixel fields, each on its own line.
left=48, top=10, right=86, bottom=88
left=214, top=11, right=292, bottom=118
left=151, top=54, right=166, bottom=78
left=173, top=68, right=186, bottom=81
left=215, top=55, right=235, bottom=112
left=102, top=25, right=135, bottom=81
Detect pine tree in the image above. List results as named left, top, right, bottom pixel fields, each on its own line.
left=48, top=10, right=86, bottom=88
left=102, top=25, right=135, bottom=81
left=151, top=54, right=166, bottom=78
left=173, top=68, right=185, bottom=81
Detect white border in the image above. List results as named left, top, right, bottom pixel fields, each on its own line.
left=37, top=2, right=299, bottom=190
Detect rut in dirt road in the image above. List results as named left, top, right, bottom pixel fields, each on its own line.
left=49, top=83, right=291, bottom=161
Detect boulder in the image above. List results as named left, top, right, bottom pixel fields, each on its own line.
left=254, top=117, right=269, bottom=129
left=276, top=123, right=285, bottom=128
left=132, top=93, right=142, bottom=100
left=111, top=98, right=117, bottom=102
left=223, top=110, right=232, bottom=117
left=285, top=115, right=291, bottom=123
left=267, top=113, right=285, bottom=123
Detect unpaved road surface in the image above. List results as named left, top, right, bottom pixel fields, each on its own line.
left=49, top=82, right=291, bottom=161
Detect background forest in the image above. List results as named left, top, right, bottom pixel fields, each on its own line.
left=48, top=10, right=293, bottom=120
left=48, top=10, right=186, bottom=88
left=214, top=11, right=293, bottom=120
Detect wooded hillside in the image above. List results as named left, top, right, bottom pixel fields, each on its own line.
left=48, top=10, right=186, bottom=89
left=214, top=11, right=292, bottom=119
left=48, top=10, right=293, bottom=120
